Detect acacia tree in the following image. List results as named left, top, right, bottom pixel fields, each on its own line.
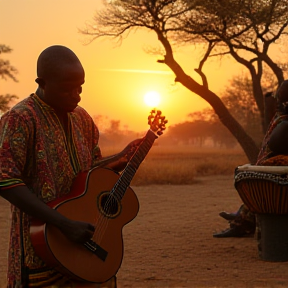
left=81, top=0, right=288, bottom=163
left=180, top=0, right=288, bottom=129
left=0, top=45, right=18, bottom=114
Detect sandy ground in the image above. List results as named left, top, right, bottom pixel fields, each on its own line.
left=1, top=175, right=288, bottom=288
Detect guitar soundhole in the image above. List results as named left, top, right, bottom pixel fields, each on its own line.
left=98, top=191, right=121, bottom=218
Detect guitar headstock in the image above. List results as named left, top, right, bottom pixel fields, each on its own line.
left=148, top=109, right=168, bottom=136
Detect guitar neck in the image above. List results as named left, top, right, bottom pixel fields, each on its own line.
left=112, top=129, right=158, bottom=200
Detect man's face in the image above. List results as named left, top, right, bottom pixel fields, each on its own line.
left=41, top=62, right=85, bottom=113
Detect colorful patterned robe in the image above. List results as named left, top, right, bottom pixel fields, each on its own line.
left=0, top=93, right=103, bottom=287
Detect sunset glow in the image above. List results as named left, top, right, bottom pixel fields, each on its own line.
left=0, top=0, right=238, bottom=132
left=143, top=91, right=161, bottom=107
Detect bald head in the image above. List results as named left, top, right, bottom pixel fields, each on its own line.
left=37, top=45, right=83, bottom=79
left=35, top=45, right=85, bottom=114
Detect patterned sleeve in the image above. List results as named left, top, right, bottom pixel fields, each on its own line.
left=89, top=115, right=103, bottom=165
left=0, top=110, right=30, bottom=189
left=74, top=107, right=102, bottom=166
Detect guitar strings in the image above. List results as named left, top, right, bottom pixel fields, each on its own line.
left=93, top=187, right=123, bottom=244
left=92, top=129, right=158, bottom=244
left=92, top=150, right=140, bottom=243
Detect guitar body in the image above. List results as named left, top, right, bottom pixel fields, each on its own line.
left=30, top=167, right=139, bottom=283
left=30, top=109, right=167, bottom=284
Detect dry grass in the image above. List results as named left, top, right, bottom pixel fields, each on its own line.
left=102, top=145, right=248, bottom=186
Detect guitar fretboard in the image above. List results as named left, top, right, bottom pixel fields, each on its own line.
left=111, top=129, right=158, bottom=200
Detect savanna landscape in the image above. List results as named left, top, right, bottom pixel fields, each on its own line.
left=2, top=146, right=288, bottom=288
left=2, top=1, right=288, bottom=287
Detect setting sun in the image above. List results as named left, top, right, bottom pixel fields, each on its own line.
left=143, top=91, right=161, bottom=107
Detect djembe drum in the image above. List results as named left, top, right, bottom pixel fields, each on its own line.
left=235, top=164, right=288, bottom=262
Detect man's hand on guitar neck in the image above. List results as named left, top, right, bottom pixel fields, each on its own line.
left=113, top=138, right=143, bottom=172
left=120, top=138, right=143, bottom=161
left=95, top=138, right=143, bottom=172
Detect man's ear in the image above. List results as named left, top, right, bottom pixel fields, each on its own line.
left=35, top=77, right=45, bottom=88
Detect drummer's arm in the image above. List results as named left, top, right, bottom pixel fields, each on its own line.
left=268, top=121, right=288, bottom=155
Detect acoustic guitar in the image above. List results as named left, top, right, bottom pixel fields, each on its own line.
left=30, top=109, right=167, bottom=283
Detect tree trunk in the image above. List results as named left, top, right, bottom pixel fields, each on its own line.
left=180, top=76, right=259, bottom=163
left=158, top=36, right=259, bottom=163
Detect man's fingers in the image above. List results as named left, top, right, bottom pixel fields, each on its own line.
left=87, top=223, right=95, bottom=232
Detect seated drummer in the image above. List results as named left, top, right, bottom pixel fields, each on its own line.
left=214, top=80, right=288, bottom=238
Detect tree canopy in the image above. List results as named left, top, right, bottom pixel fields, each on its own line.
left=0, top=44, right=18, bottom=114
left=0, top=45, right=18, bottom=82
left=81, top=0, right=288, bottom=163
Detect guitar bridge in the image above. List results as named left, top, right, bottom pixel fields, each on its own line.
left=84, top=239, right=108, bottom=262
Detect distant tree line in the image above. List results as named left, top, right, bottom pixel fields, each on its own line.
left=93, top=115, right=141, bottom=148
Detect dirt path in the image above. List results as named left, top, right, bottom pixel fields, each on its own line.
left=1, top=176, right=288, bottom=287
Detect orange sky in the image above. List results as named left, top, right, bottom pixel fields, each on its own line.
left=1, top=0, right=248, bottom=132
